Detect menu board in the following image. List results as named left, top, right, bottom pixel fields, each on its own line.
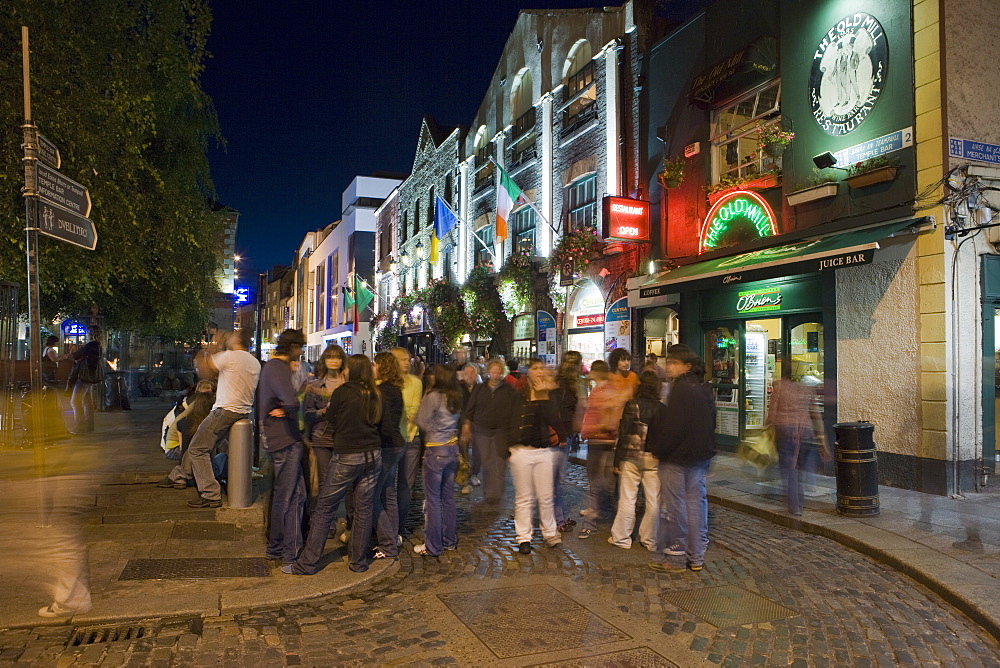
left=716, top=400, right=740, bottom=437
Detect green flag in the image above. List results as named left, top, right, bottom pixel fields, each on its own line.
left=343, top=286, right=355, bottom=310
left=355, top=275, right=375, bottom=313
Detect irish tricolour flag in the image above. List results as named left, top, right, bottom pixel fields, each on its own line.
left=495, top=163, right=528, bottom=242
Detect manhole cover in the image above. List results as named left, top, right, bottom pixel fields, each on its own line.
left=661, top=585, right=795, bottom=627
left=530, top=646, right=677, bottom=667
left=119, top=558, right=270, bottom=580
left=170, top=521, right=238, bottom=541
left=438, top=585, right=629, bottom=659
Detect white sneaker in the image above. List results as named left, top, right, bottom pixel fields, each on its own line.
left=470, top=475, right=481, bottom=486
left=663, top=544, right=685, bottom=556
left=413, top=543, right=431, bottom=555
left=339, top=530, right=350, bottom=544
left=38, top=602, right=90, bottom=618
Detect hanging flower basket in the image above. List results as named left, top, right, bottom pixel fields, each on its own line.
left=658, top=174, right=681, bottom=189
left=762, top=143, right=786, bottom=159
left=844, top=166, right=899, bottom=189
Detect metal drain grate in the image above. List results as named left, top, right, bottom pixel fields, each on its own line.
left=119, top=557, right=270, bottom=580
left=169, top=521, right=238, bottom=541
left=661, top=585, right=796, bottom=627
left=69, top=625, right=145, bottom=646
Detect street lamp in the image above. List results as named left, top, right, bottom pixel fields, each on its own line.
left=400, top=250, right=410, bottom=266
left=415, top=241, right=425, bottom=261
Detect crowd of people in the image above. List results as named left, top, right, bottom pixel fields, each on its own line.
left=153, top=326, right=825, bottom=577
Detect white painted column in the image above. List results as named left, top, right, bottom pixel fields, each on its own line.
left=459, top=160, right=471, bottom=281
left=540, top=94, right=554, bottom=256
left=493, top=133, right=506, bottom=264
left=604, top=44, right=621, bottom=197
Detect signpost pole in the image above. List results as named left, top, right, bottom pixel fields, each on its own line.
left=22, top=26, right=47, bottom=523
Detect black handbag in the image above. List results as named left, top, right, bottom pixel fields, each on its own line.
left=72, top=355, right=105, bottom=384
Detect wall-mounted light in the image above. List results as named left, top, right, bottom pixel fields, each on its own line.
left=400, top=250, right=410, bottom=266
left=812, top=151, right=850, bottom=171
left=416, top=241, right=426, bottom=261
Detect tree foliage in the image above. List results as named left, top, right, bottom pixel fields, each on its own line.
left=0, top=0, right=224, bottom=338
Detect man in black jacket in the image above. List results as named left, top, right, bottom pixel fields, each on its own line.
left=460, top=359, right=517, bottom=504
left=648, top=344, right=716, bottom=573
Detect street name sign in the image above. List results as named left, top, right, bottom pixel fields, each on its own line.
left=35, top=162, right=91, bottom=217
left=38, top=202, right=97, bottom=251
left=949, top=138, right=1000, bottom=165
left=36, top=133, right=61, bottom=169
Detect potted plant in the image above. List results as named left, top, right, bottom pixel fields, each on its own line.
left=844, top=155, right=901, bottom=189
left=756, top=123, right=795, bottom=158
left=707, top=169, right=782, bottom=205
left=657, top=155, right=685, bottom=189
left=787, top=169, right=839, bottom=207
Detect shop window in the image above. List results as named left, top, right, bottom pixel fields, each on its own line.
left=566, top=174, right=598, bottom=230
left=474, top=224, right=494, bottom=268
left=511, top=206, right=536, bottom=255
left=711, top=80, right=781, bottom=183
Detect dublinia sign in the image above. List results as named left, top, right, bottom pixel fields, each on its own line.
left=699, top=190, right=778, bottom=254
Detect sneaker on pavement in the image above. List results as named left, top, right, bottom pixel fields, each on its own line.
left=557, top=522, right=573, bottom=533
left=187, top=498, right=222, bottom=509
left=688, top=562, right=704, bottom=572
left=545, top=540, right=562, bottom=549
left=38, top=603, right=90, bottom=618
left=518, top=542, right=532, bottom=554
left=469, top=474, right=481, bottom=486
left=414, top=543, right=436, bottom=556
left=577, top=528, right=596, bottom=539
left=663, top=544, right=685, bottom=556
left=607, top=536, right=630, bottom=549
left=648, top=562, right=688, bottom=573
left=339, top=531, right=350, bottom=544
left=156, top=477, right=185, bottom=489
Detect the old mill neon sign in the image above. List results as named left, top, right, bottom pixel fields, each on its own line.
left=699, top=190, right=778, bottom=254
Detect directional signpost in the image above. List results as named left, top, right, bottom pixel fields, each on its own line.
left=36, top=133, right=60, bottom=169
left=35, top=161, right=92, bottom=218
left=38, top=202, right=97, bottom=251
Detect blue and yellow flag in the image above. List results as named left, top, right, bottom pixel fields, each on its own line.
left=431, top=195, right=460, bottom=262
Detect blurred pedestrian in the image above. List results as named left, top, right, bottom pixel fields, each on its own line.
left=41, top=335, right=61, bottom=389
left=392, top=347, right=423, bottom=533
left=608, top=348, right=639, bottom=397
left=609, top=370, right=662, bottom=550
left=460, top=358, right=516, bottom=504
left=504, top=357, right=526, bottom=392
left=259, top=329, right=308, bottom=566
left=372, top=352, right=405, bottom=560
left=552, top=354, right=581, bottom=533
left=649, top=344, right=716, bottom=573
left=577, top=359, right=628, bottom=539
left=68, top=325, right=103, bottom=435
left=285, top=354, right=382, bottom=574
left=767, top=359, right=831, bottom=517
left=160, top=329, right=260, bottom=508
left=507, top=359, right=566, bottom=553
left=413, top=365, right=461, bottom=556
left=457, top=363, right=482, bottom=492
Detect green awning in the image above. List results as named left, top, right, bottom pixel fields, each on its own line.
left=631, top=218, right=933, bottom=303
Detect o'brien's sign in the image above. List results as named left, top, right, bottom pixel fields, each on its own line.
left=699, top=191, right=778, bottom=253
left=602, top=195, right=650, bottom=243
left=736, top=287, right=782, bottom=313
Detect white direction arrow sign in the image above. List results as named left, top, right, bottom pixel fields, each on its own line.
left=35, top=162, right=91, bottom=218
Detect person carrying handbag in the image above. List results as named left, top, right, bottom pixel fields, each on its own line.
left=609, top=371, right=663, bottom=550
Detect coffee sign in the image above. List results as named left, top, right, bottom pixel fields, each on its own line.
left=809, top=12, right=888, bottom=136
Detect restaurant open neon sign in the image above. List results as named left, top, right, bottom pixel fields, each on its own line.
left=602, top=195, right=650, bottom=242
left=699, top=190, right=778, bottom=254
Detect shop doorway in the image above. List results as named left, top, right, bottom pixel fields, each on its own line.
left=643, top=306, right=679, bottom=358
left=704, top=315, right=824, bottom=445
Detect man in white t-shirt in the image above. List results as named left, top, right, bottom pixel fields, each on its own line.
left=159, top=329, right=261, bottom=507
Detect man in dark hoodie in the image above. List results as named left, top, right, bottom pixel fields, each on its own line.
left=648, top=344, right=716, bottom=573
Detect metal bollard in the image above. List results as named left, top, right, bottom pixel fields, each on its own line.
left=227, top=419, right=254, bottom=508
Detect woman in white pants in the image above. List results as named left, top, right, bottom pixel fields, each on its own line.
left=609, top=371, right=664, bottom=550
left=506, top=359, right=567, bottom=554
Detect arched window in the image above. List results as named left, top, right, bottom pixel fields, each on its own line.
left=444, top=173, right=454, bottom=204
left=473, top=125, right=494, bottom=192
left=427, top=187, right=436, bottom=234
left=562, top=40, right=596, bottom=133
left=414, top=198, right=421, bottom=234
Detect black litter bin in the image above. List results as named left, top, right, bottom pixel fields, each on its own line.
left=833, top=421, right=879, bottom=517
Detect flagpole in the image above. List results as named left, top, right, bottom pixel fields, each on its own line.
left=489, top=157, right=559, bottom=235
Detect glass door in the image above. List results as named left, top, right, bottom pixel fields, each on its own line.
left=744, top=319, right=782, bottom=437
left=705, top=323, right=741, bottom=443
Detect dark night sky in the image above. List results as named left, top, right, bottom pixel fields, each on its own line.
left=201, top=1, right=704, bottom=283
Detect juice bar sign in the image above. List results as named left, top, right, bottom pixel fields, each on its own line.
left=602, top=196, right=650, bottom=243
left=736, top=287, right=782, bottom=314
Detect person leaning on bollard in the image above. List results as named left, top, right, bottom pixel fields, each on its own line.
left=158, top=329, right=261, bottom=508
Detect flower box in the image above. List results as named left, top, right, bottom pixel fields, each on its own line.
left=708, top=174, right=782, bottom=206
left=787, top=182, right=838, bottom=207
left=844, top=166, right=899, bottom=189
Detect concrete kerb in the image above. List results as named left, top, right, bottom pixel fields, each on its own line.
left=707, top=489, right=1000, bottom=643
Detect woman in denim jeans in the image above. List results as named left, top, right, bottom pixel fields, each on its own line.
left=413, top=365, right=461, bottom=557
left=648, top=344, right=716, bottom=573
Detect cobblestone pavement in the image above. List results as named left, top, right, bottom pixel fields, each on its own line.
left=3, top=464, right=1000, bottom=667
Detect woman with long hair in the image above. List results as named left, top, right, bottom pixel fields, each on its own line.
left=578, top=359, right=628, bottom=539
left=68, top=325, right=103, bottom=434
left=648, top=344, right=716, bottom=573
left=413, top=364, right=461, bottom=556
left=284, top=354, right=382, bottom=575
left=303, top=344, right=347, bottom=488
left=507, top=359, right=567, bottom=554
left=372, top=352, right=405, bottom=560
left=176, top=391, right=215, bottom=454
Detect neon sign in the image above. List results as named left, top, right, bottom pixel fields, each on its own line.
left=699, top=190, right=778, bottom=253
left=234, top=287, right=250, bottom=304
left=736, top=287, right=782, bottom=313
left=601, top=196, right=650, bottom=242
left=62, top=321, right=87, bottom=337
